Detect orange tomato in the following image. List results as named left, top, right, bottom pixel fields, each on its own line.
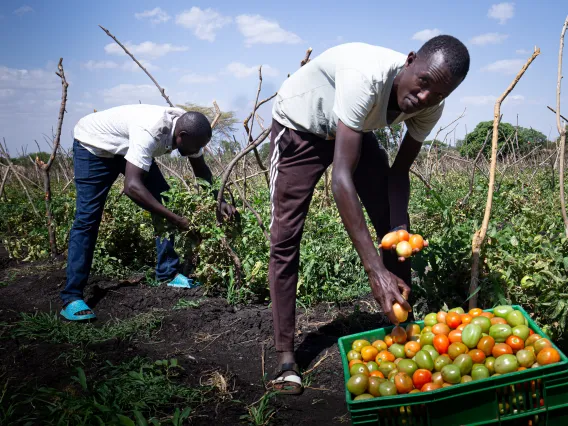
left=413, top=369, right=432, bottom=390
left=491, top=317, right=508, bottom=325
left=370, top=370, right=385, bottom=378
left=469, top=308, right=483, bottom=317
left=506, top=335, right=525, bottom=353
left=376, top=350, right=395, bottom=363
left=384, top=335, right=394, bottom=347
left=391, top=326, right=408, bottom=344
left=406, top=324, right=421, bottom=339
left=433, top=334, right=450, bottom=354
left=393, top=303, right=409, bottom=323
left=349, top=359, right=364, bottom=368
left=517, top=367, right=527, bottom=371
left=361, top=346, right=379, bottom=362
left=394, top=372, right=414, bottom=394
left=445, top=312, right=462, bottom=329
left=381, top=232, right=399, bottom=250
left=404, top=341, right=421, bottom=358
left=492, top=343, right=514, bottom=358
left=480, top=312, right=494, bottom=319
left=477, top=336, right=496, bottom=357
left=448, top=329, right=462, bottom=344
left=421, top=382, right=442, bottom=392
left=457, top=324, right=467, bottom=332
left=372, top=340, right=388, bottom=351
left=396, top=229, right=410, bottom=242
left=432, top=323, right=451, bottom=336
left=409, top=234, right=424, bottom=251
left=461, top=314, right=473, bottom=325
left=537, top=348, right=561, bottom=365
left=468, top=349, right=486, bottom=364
left=437, top=311, right=447, bottom=324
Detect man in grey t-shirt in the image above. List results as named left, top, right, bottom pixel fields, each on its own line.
left=268, top=35, right=470, bottom=394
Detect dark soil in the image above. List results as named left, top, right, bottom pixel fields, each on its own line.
left=0, top=249, right=392, bottom=425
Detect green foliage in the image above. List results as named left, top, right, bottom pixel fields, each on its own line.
left=374, top=123, right=403, bottom=151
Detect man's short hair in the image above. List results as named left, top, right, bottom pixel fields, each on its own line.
left=177, top=111, right=212, bottom=141
left=417, top=35, right=470, bottom=80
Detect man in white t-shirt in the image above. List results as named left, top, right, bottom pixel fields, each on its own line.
left=60, top=104, right=237, bottom=321
left=267, top=35, right=470, bottom=394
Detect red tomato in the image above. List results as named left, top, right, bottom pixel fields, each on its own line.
left=433, top=334, right=450, bottom=354
left=413, top=369, right=433, bottom=390
left=421, top=382, right=442, bottom=392
left=492, top=343, right=513, bottom=358
left=505, top=335, right=525, bottom=353
left=446, top=312, right=462, bottom=329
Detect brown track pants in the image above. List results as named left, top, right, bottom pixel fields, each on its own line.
left=268, top=119, right=411, bottom=352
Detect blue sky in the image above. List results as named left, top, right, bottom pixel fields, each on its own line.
left=1, top=1, right=567, bottom=154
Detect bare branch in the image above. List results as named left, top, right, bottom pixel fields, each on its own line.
left=556, top=16, right=568, bottom=238
left=156, top=159, right=193, bottom=193
left=547, top=105, right=568, bottom=123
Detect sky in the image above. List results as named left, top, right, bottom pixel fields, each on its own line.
left=1, top=0, right=567, bottom=155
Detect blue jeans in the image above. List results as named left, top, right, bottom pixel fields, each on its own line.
left=60, top=140, right=180, bottom=305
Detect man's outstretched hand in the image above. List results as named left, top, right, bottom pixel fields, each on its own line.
left=368, top=267, right=412, bottom=324
left=219, top=200, right=240, bottom=221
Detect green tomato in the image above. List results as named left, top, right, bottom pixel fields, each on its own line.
left=461, top=375, right=473, bottom=383
left=512, top=325, right=530, bottom=342
left=449, top=307, right=465, bottom=314
left=493, top=305, right=514, bottom=319
left=366, top=361, right=380, bottom=374
left=354, top=393, right=374, bottom=400
left=471, top=365, right=490, bottom=381
left=453, top=354, right=474, bottom=376
left=506, top=310, right=526, bottom=328
left=470, top=316, right=491, bottom=334
left=350, top=363, right=370, bottom=377
left=389, top=343, right=405, bottom=359
left=494, top=354, right=519, bottom=374
left=516, top=349, right=536, bottom=368
left=441, top=364, right=462, bottom=384
left=347, top=374, right=369, bottom=396
left=420, top=331, right=435, bottom=347
left=462, top=324, right=483, bottom=349
left=379, top=381, right=398, bottom=396
left=379, top=361, right=397, bottom=378
left=348, top=350, right=363, bottom=361
left=485, top=357, right=496, bottom=375
left=489, top=324, right=513, bottom=343
left=421, top=345, right=440, bottom=361
left=424, top=313, right=438, bottom=327
left=434, top=355, right=452, bottom=372
left=415, top=350, right=434, bottom=371
left=398, top=359, right=418, bottom=377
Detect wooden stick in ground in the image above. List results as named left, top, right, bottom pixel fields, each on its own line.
left=469, top=47, right=540, bottom=309
left=460, top=130, right=492, bottom=206
left=555, top=16, right=568, bottom=238
left=0, top=167, right=9, bottom=200
left=156, top=159, right=193, bottom=193
left=99, top=25, right=174, bottom=108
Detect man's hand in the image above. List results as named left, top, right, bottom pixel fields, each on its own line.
left=368, top=266, right=412, bottom=324
left=175, top=216, right=190, bottom=231
left=219, top=200, right=239, bottom=221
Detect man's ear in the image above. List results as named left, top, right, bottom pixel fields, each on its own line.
left=405, top=51, right=417, bottom=68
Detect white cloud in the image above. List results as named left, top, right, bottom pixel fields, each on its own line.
left=81, top=60, right=119, bottom=70
left=235, top=14, right=302, bottom=46
left=481, top=59, right=524, bottom=74
left=488, top=3, right=515, bottom=25
left=0, top=65, right=60, bottom=91
left=13, top=5, right=33, bottom=16
left=179, top=73, right=218, bottom=84
left=176, top=7, right=231, bottom=42
left=135, top=7, right=171, bottom=24
left=120, top=60, right=159, bottom=72
left=100, top=84, right=166, bottom=104
left=470, top=33, right=509, bottom=46
left=516, top=49, right=530, bottom=55
left=73, top=101, right=95, bottom=111
left=460, top=94, right=525, bottom=106
left=104, top=41, right=188, bottom=59
left=225, top=62, right=279, bottom=79
left=411, top=29, right=441, bottom=42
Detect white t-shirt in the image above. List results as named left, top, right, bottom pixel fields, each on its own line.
left=73, top=104, right=203, bottom=172
left=272, top=42, right=444, bottom=142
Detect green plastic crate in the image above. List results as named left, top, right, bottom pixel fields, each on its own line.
left=338, top=305, right=568, bottom=426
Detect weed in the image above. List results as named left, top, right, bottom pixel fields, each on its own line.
left=240, top=392, right=277, bottom=426
left=173, top=298, right=202, bottom=310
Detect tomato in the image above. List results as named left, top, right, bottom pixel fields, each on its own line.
left=377, top=350, right=395, bottom=363
left=347, top=374, right=369, bottom=396
left=409, top=389, right=421, bottom=394
left=470, top=316, right=491, bottom=334
left=454, top=354, right=474, bottom=376
left=420, top=331, right=435, bottom=347
left=422, top=326, right=433, bottom=334
left=505, top=335, right=525, bottom=353
left=495, top=354, right=519, bottom=374
left=469, top=308, right=483, bottom=317
left=361, top=345, right=379, bottom=362
left=468, top=349, right=486, bottom=364
left=493, top=305, right=514, bottom=319
left=461, top=375, right=473, bottom=383
left=506, top=310, right=526, bottom=327
left=480, top=312, right=494, bottom=319
left=352, top=339, right=371, bottom=352
left=394, top=372, right=414, bottom=394
left=384, top=335, right=394, bottom=347
left=485, top=357, right=496, bottom=375
left=448, top=342, right=468, bottom=360
left=441, top=364, right=461, bottom=384
left=366, top=361, right=380, bottom=373
left=404, top=341, right=421, bottom=358
left=378, top=361, right=397, bottom=378
left=462, top=324, right=483, bottom=349
left=380, top=232, right=399, bottom=250
left=516, top=349, right=536, bottom=368
left=533, top=338, right=553, bottom=355
left=449, top=307, right=465, bottom=315
left=432, top=323, right=451, bottom=336
left=367, top=376, right=382, bottom=396
left=406, top=324, right=421, bottom=339
left=348, top=350, right=363, bottom=361
left=492, top=343, right=514, bottom=358
left=388, top=369, right=399, bottom=381
left=437, top=311, right=448, bottom=324
left=525, top=334, right=542, bottom=347
left=421, top=382, right=441, bottom=391
left=477, top=336, right=496, bottom=357
left=445, top=312, right=462, bottom=329
left=349, top=359, right=364, bottom=368
left=471, top=365, right=490, bottom=381
left=537, top=347, right=561, bottom=365
left=372, top=340, right=388, bottom=351
left=434, top=354, right=452, bottom=372
left=461, top=314, right=473, bottom=325
left=489, top=324, right=513, bottom=343
left=448, top=330, right=462, bottom=344
left=379, top=380, right=397, bottom=396
left=433, top=334, right=450, bottom=354
left=396, top=241, right=413, bottom=259
left=391, top=326, right=408, bottom=344
left=409, top=234, right=424, bottom=251
left=431, top=371, right=444, bottom=386
left=511, top=325, right=530, bottom=342
left=491, top=317, right=508, bottom=325
left=396, top=229, right=410, bottom=242
left=424, top=313, right=438, bottom=327
left=393, top=303, right=409, bottom=323
left=389, top=343, right=406, bottom=359
left=398, top=359, right=418, bottom=376
left=421, top=345, right=440, bottom=361
left=350, top=363, right=370, bottom=377
left=354, top=393, right=375, bottom=400
left=415, top=350, right=434, bottom=371
left=457, top=324, right=467, bottom=332
left=413, top=369, right=432, bottom=389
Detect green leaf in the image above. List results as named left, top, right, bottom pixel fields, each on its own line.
left=563, top=257, right=568, bottom=272
left=133, top=410, right=148, bottom=426
left=116, top=414, right=136, bottom=426
left=510, top=236, right=518, bottom=247
left=76, top=367, right=88, bottom=391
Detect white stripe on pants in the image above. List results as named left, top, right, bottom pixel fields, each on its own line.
left=269, top=127, right=286, bottom=230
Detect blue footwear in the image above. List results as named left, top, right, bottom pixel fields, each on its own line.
left=166, top=273, right=201, bottom=289
left=60, top=300, right=96, bottom=321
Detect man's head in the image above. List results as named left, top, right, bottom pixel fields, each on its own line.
left=173, top=111, right=212, bottom=156
left=393, top=35, right=470, bottom=114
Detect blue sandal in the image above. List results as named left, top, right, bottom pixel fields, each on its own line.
left=166, top=273, right=201, bottom=289
left=60, top=300, right=96, bottom=321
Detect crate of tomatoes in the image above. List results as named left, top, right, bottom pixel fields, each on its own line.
left=338, top=305, right=568, bottom=425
